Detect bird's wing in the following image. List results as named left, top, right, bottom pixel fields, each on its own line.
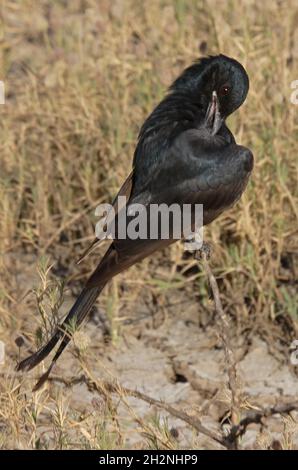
left=76, top=170, right=134, bottom=264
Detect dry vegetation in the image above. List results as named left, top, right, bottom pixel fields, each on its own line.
left=0, top=0, right=297, bottom=450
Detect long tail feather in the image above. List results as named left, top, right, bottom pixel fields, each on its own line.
left=16, top=331, right=61, bottom=372
left=16, top=284, right=105, bottom=388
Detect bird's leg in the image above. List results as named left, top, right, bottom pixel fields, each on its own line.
left=194, top=241, right=212, bottom=261
left=183, top=226, right=212, bottom=259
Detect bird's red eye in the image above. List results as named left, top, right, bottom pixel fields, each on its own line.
left=219, top=84, right=230, bottom=96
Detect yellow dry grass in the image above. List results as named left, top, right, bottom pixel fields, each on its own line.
left=0, top=0, right=297, bottom=449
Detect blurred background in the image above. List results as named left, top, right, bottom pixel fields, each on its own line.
left=0, top=0, right=297, bottom=450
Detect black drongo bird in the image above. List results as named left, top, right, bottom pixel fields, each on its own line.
left=17, top=54, right=253, bottom=390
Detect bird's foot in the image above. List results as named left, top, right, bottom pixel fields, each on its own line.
left=194, top=241, right=212, bottom=261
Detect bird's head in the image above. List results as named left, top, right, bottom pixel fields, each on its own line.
left=170, top=54, right=249, bottom=134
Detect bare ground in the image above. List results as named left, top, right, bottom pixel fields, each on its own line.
left=5, top=252, right=298, bottom=450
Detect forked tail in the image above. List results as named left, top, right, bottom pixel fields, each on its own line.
left=16, top=283, right=105, bottom=391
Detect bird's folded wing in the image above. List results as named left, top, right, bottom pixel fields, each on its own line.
left=76, top=170, right=134, bottom=264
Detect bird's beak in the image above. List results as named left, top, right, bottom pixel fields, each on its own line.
left=205, top=91, right=223, bottom=135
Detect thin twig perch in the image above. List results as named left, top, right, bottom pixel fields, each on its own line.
left=200, top=254, right=240, bottom=418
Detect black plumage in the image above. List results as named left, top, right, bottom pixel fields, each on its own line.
left=17, top=54, right=253, bottom=389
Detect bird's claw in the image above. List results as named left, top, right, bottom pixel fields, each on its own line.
left=194, top=242, right=212, bottom=261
